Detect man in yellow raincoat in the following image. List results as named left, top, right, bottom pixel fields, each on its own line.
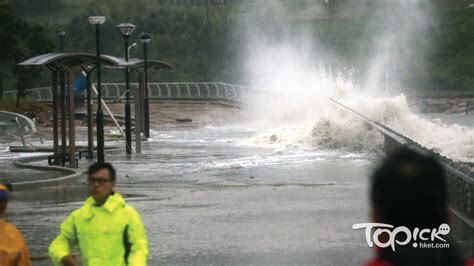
left=49, top=162, right=148, bottom=266
left=0, top=183, right=32, bottom=266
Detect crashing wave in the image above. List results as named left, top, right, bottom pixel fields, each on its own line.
left=247, top=89, right=473, bottom=163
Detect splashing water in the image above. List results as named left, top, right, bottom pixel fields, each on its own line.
left=237, top=1, right=472, bottom=163
left=246, top=75, right=473, bottom=163
left=239, top=45, right=472, bottom=162
left=361, top=95, right=474, bottom=163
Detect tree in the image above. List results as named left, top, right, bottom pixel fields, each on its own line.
left=11, top=0, right=61, bottom=16
left=0, top=1, right=53, bottom=103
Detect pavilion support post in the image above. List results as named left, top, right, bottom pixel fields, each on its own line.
left=51, top=71, right=59, bottom=161
left=60, top=70, right=67, bottom=159
left=86, top=71, right=94, bottom=159
left=67, top=72, right=76, bottom=167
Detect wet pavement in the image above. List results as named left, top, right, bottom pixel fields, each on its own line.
left=0, top=150, right=63, bottom=183
left=2, top=109, right=472, bottom=265
left=3, top=123, right=376, bottom=265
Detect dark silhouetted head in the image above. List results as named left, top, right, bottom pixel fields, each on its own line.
left=369, top=148, right=466, bottom=265
left=371, top=147, right=447, bottom=229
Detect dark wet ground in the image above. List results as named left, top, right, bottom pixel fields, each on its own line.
left=3, top=125, right=377, bottom=265
left=2, top=111, right=472, bottom=265
left=0, top=146, right=58, bottom=183
left=9, top=181, right=373, bottom=265
left=0, top=167, right=62, bottom=183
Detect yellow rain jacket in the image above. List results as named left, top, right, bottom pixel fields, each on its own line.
left=0, top=219, right=32, bottom=266
left=49, top=192, right=148, bottom=266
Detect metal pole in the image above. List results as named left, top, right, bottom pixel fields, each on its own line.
left=59, top=37, right=67, bottom=160
left=143, top=42, right=150, bottom=138
left=125, top=38, right=132, bottom=155
left=96, top=24, right=105, bottom=162
left=60, top=35, right=64, bottom=52
left=51, top=71, right=59, bottom=162
left=60, top=71, right=66, bottom=158
left=135, top=73, right=143, bottom=154
left=86, top=71, right=94, bottom=159
left=67, top=72, right=76, bottom=167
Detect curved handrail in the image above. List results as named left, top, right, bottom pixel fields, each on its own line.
left=0, top=110, right=37, bottom=133
left=3, top=82, right=258, bottom=104
left=330, top=97, right=474, bottom=221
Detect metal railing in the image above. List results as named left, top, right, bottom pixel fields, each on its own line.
left=3, top=82, right=255, bottom=104
left=4, top=87, right=52, bottom=102
left=330, top=98, right=474, bottom=220
left=0, top=111, right=42, bottom=146
left=99, top=82, right=252, bottom=103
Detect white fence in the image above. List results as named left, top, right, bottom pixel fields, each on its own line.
left=3, top=82, right=254, bottom=104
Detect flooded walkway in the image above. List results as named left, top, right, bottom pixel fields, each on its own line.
left=3, top=119, right=375, bottom=264
left=3, top=103, right=471, bottom=265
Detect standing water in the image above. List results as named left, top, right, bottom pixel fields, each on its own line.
left=3, top=95, right=472, bottom=264
left=5, top=122, right=376, bottom=264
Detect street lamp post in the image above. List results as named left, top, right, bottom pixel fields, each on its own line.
left=116, top=22, right=136, bottom=155
left=140, top=32, right=151, bottom=139
left=57, top=28, right=66, bottom=52
left=89, top=15, right=106, bottom=162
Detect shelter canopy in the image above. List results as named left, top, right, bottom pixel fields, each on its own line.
left=117, top=58, right=174, bottom=71
left=18, top=53, right=125, bottom=72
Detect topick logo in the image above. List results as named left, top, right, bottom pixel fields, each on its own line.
left=352, top=223, right=450, bottom=251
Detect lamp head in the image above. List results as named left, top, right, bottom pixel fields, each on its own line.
left=140, top=32, right=151, bottom=44
left=56, top=27, right=66, bottom=36
left=89, top=15, right=106, bottom=25
left=116, top=23, right=136, bottom=39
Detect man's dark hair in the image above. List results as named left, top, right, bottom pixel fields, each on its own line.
left=88, top=162, right=116, bottom=182
left=370, top=147, right=447, bottom=229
